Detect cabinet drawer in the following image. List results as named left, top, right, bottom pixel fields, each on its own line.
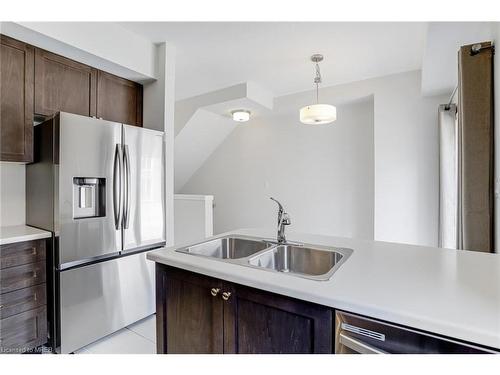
left=0, top=305, right=47, bottom=352
left=0, top=239, right=47, bottom=269
left=0, top=261, right=46, bottom=294
left=0, top=284, right=46, bottom=319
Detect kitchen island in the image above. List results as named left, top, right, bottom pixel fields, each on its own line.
left=147, top=228, right=500, bottom=353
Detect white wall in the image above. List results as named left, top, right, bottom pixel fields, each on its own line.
left=494, top=23, right=500, bottom=253
left=0, top=163, right=26, bottom=226
left=175, top=109, right=237, bottom=191
left=174, top=195, right=213, bottom=246
left=180, top=70, right=448, bottom=246
left=181, top=97, right=375, bottom=240
left=372, top=72, right=447, bottom=246
left=421, top=22, right=496, bottom=96
left=1, top=22, right=156, bottom=82
left=143, top=43, right=176, bottom=246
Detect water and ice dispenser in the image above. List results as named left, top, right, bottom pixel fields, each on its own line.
left=72, top=177, right=106, bottom=219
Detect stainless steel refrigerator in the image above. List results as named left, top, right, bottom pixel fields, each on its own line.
left=26, top=112, right=165, bottom=353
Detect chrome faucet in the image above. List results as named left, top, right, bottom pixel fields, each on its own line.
left=270, top=197, right=291, bottom=244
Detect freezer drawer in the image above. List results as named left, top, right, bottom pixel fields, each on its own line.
left=58, top=251, right=155, bottom=353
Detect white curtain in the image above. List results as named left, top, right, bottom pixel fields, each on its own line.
left=438, top=104, right=458, bottom=249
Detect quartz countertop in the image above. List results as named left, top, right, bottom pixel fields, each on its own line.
left=0, top=225, right=52, bottom=245
left=147, top=228, right=500, bottom=350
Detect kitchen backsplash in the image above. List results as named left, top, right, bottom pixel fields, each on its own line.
left=0, top=162, right=26, bottom=226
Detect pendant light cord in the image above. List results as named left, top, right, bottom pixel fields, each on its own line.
left=314, top=63, right=322, bottom=104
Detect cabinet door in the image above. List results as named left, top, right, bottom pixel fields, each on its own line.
left=34, top=48, right=97, bottom=118
left=156, top=265, right=224, bottom=354
left=0, top=305, right=47, bottom=352
left=223, top=283, right=333, bottom=353
left=96, top=71, right=143, bottom=126
left=0, top=35, right=34, bottom=162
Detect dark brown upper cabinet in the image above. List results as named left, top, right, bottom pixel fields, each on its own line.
left=34, top=48, right=97, bottom=118
left=1, top=34, right=144, bottom=163
left=34, top=49, right=143, bottom=125
left=0, top=35, right=34, bottom=162
left=97, top=71, right=143, bottom=126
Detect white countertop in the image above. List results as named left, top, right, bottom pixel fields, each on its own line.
left=0, top=225, right=52, bottom=245
left=147, top=228, right=500, bottom=350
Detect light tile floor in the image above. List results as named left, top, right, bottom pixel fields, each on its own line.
left=74, top=314, right=156, bottom=354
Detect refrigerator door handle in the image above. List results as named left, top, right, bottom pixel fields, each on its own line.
left=113, top=143, right=123, bottom=230
left=123, top=144, right=131, bottom=229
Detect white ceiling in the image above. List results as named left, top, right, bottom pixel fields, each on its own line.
left=119, top=22, right=428, bottom=100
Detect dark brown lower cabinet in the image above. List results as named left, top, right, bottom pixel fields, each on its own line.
left=0, top=306, right=47, bottom=352
left=157, top=266, right=224, bottom=354
left=223, top=283, right=332, bottom=353
left=0, top=239, right=48, bottom=353
left=156, top=265, right=333, bottom=354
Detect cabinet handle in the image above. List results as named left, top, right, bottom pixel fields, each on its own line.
left=222, top=291, right=232, bottom=301
left=210, top=288, right=220, bottom=297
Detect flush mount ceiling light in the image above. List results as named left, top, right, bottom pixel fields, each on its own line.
left=300, top=54, right=337, bottom=125
left=231, top=110, right=251, bottom=122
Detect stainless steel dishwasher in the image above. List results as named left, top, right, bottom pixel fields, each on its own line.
left=335, top=311, right=497, bottom=354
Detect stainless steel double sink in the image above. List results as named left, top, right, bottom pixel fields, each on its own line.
left=175, top=235, right=352, bottom=281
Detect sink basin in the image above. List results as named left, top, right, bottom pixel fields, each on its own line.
left=175, top=235, right=352, bottom=281
left=248, top=244, right=351, bottom=281
left=176, top=236, right=271, bottom=259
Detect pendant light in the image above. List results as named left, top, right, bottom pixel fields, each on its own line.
left=299, top=54, right=337, bottom=125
